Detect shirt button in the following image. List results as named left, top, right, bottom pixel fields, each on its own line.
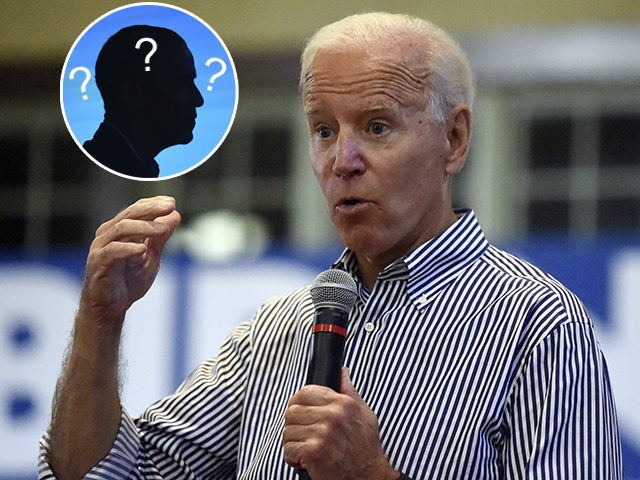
left=364, top=322, right=375, bottom=333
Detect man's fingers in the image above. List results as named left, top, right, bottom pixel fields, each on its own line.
left=283, top=423, right=327, bottom=470
left=339, top=367, right=361, bottom=400
left=92, top=217, right=172, bottom=250
left=87, top=241, right=148, bottom=268
left=287, top=384, right=339, bottom=408
left=284, top=402, right=318, bottom=428
left=95, top=196, right=176, bottom=236
left=90, top=197, right=180, bottom=260
left=284, top=387, right=357, bottom=438
left=146, top=210, right=181, bottom=251
left=282, top=423, right=309, bottom=444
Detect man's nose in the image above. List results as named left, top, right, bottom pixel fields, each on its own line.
left=332, top=131, right=366, bottom=178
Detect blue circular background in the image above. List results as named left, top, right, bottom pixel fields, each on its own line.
left=61, top=2, right=238, bottom=180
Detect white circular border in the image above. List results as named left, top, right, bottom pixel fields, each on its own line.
left=60, top=2, right=239, bottom=181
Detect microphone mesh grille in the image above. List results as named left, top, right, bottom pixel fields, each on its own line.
left=310, top=269, right=358, bottom=310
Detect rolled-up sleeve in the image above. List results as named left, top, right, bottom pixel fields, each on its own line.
left=38, top=321, right=252, bottom=480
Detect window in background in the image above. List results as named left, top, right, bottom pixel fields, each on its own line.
left=518, top=92, right=640, bottom=237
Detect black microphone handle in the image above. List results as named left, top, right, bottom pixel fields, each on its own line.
left=298, top=470, right=312, bottom=480
left=298, top=306, right=348, bottom=479
left=305, top=334, right=346, bottom=390
left=305, top=306, right=348, bottom=390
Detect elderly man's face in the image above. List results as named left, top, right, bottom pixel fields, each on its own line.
left=305, top=38, right=465, bottom=267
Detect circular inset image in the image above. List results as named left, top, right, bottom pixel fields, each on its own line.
left=61, top=2, right=238, bottom=180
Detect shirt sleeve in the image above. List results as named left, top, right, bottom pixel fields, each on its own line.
left=503, top=318, right=622, bottom=479
left=38, top=321, right=253, bottom=480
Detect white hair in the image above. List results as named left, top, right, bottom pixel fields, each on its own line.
left=300, top=12, right=475, bottom=122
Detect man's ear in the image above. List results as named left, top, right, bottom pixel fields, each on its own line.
left=444, top=105, right=471, bottom=176
left=129, top=79, right=148, bottom=105
left=109, top=80, right=139, bottom=114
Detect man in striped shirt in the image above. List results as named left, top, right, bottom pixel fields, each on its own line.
left=40, top=12, right=621, bottom=480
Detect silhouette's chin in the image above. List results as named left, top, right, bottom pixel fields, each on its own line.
left=152, top=120, right=196, bottom=152
left=177, top=121, right=196, bottom=143
left=177, top=130, right=194, bottom=145
left=157, top=132, right=194, bottom=152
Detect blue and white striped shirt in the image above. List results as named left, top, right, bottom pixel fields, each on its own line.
left=39, top=210, right=622, bottom=479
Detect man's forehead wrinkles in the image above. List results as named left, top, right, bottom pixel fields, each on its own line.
left=303, top=97, right=396, bottom=116
left=304, top=81, right=426, bottom=113
left=311, top=63, right=426, bottom=86
left=303, top=60, right=429, bottom=112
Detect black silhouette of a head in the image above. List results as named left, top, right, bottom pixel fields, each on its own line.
left=95, top=25, right=204, bottom=154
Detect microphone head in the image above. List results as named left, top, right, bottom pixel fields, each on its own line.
left=310, top=269, right=358, bottom=312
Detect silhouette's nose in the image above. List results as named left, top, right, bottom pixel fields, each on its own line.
left=193, top=83, right=204, bottom=108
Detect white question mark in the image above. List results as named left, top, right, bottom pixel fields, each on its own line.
left=69, top=66, right=91, bottom=101
left=204, top=58, right=227, bottom=91
left=135, top=37, right=158, bottom=71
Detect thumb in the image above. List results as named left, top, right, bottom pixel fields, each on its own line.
left=147, top=210, right=181, bottom=253
left=339, top=367, right=361, bottom=400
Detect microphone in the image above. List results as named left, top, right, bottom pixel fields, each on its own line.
left=305, top=268, right=358, bottom=389
left=298, top=268, right=357, bottom=479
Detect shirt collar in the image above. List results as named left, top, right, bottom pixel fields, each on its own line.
left=332, top=209, right=488, bottom=309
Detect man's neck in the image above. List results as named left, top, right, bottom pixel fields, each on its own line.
left=353, top=211, right=462, bottom=292
left=353, top=255, right=382, bottom=292
left=105, top=118, right=159, bottom=162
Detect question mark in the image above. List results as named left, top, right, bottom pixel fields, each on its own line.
left=135, top=37, right=157, bottom=71
left=69, top=66, right=91, bottom=101
left=204, top=58, right=227, bottom=91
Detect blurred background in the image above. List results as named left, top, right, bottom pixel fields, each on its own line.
left=1, top=1, right=639, bottom=478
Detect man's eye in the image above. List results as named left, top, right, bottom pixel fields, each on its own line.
left=317, top=127, right=332, bottom=138
left=369, top=122, right=387, bottom=135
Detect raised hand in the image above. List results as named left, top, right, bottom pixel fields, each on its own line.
left=78, top=195, right=180, bottom=324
